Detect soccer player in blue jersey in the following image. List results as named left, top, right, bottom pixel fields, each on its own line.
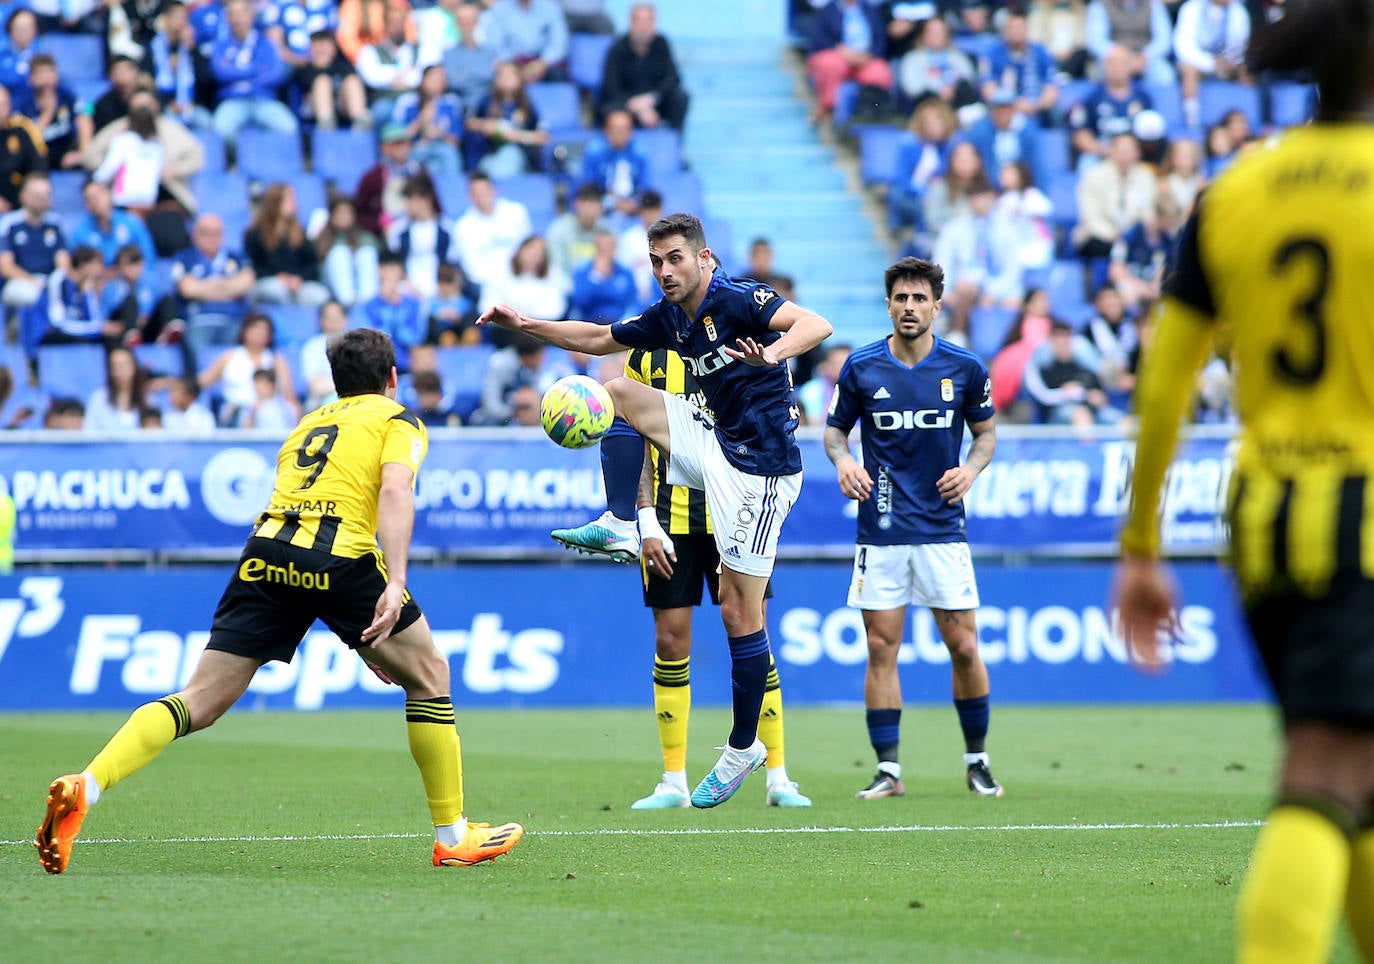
left=823, top=257, right=1003, bottom=799
left=480, top=213, right=833, bottom=807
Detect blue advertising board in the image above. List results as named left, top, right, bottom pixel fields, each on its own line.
left=0, top=428, right=1234, bottom=558
left=0, top=560, right=1268, bottom=711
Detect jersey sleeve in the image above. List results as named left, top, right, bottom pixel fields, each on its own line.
left=964, top=356, right=995, bottom=421
left=382, top=409, right=428, bottom=484
left=742, top=282, right=786, bottom=333
left=825, top=358, right=861, bottom=434
left=1161, top=200, right=1216, bottom=319
left=610, top=303, right=668, bottom=349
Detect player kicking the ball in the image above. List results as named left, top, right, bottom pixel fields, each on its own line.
left=36, top=329, right=523, bottom=874
left=824, top=257, right=1003, bottom=800
left=481, top=213, right=832, bottom=807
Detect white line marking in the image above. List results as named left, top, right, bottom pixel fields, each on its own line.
left=3, top=820, right=1262, bottom=847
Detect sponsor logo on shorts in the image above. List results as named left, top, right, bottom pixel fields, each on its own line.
left=238, top=557, right=332, bottom=590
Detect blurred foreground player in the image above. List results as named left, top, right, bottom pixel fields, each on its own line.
left=37, top=329, right=523, bottom=873
left=1114, top=2, right=1374, bottom=958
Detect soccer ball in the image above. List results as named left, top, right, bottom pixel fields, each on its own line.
left=540, top=374, right=615, bottom=449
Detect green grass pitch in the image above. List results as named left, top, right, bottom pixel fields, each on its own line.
left=0, top=705, right=1362, bottom=962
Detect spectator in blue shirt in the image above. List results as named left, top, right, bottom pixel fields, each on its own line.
left=568, top=228, right=637, bottom=325
left=209, top=0, right=297, bottom=150
left=354, top=253, right=425, bottom=371
left=170, top=212, right=257, bottom=366
left=0, top=8, right=38, bottom=98
left=1067, top=45, right=1152, bottom=172
left=483, top=0, right=569, bottom=83
left=579, top=108, right=648, bottom=216
left=0, top=173, right=70, bottom=314
left=31, top=245, right=113, bottom=349
left=71, top=180, right=158, bottom=267
left=15, top=54, right=89, bottom=170
left=441, top=1, right=498, bottom=107
left=804, top=0, right=893, bottom=124
left=980, top=9, right=1059, bottom=120
left=101, top=242, right=167, bottom=344
left=462, top=60, right=548, bottom=177
left=392, top=65, right=464, bottom=179
left=149, top=1, right=217, bottom=131
left=963, top=88, right=1046, bottom=192
left=261, top=0, right=338, bottom=69
left=888, top=99, right=957, bottom=235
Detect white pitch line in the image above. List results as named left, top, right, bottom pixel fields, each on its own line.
left=1, top=820, right=1261, bottom=847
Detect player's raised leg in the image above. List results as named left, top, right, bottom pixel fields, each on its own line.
left=856, top=605, right=907, bottom=800
left=37, top=649, right=260, bottom=874
left=365, top=615, right=523, bottom=866
left=552, top=377, right=671, bottom=561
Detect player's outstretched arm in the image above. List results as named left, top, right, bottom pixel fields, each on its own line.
left=364, top=462, right=417, bottom=646
left=824, top=425, right=873, bottom=501
left=726, top=302, right=834, bottom=367
left=477, top=303, right=625, bottom=356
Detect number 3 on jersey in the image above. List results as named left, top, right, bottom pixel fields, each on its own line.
left=295, top=425, right=339, bottom=489
left=1272, top=236, right=1330, bottom=386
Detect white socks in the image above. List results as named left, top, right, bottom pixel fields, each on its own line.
left=435, top=817, right=468, bottom=847
left=765, top=765, right=791, bottom=789
left=876, top=761, right=902, bottom=780
left=663, top=770, right=688, bottom=793
left=964, top=752, right=989, bottom=767
left=81, top=770, right=101, bottom=806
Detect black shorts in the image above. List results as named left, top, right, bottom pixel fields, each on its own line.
left=641, top=532, right=773, bottom=610
left=206, top=537, right=423, bottom=664
left=1246, top=574, right=1374, bottom=730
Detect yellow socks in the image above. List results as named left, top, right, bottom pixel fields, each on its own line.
left=758, top=659, right=785, bottom=769
left=1347, top=828, right=1374, bottom=960
left=87, top=696, right=190, bottom=793
left=651, top=656, right=690, bottom=773
left=1236, top=797, right=1354, bottom=964
left=405, top=697, right=464, bottom=828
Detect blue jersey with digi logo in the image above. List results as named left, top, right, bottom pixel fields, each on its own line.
left=827, top=335, right=994, bottom=546
left=610, top=270, right=800, bottom=477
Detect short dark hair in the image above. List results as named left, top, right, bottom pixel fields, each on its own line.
left=883, top=257, right=945, bottom=300
left=70, top=245, right=103, bottom=270
left=328, top=328, right=395, bottom=397
left=413, top=370, right=443, bottom=394
left=309, top=28, right=335, bottom=42
left=378, top=252, right=405, bottom=271
left=647, top=213, right=706, bottom=252
left=253, top=367, right=277, bottom=385
left=436, top=263, right=460, bottom=285
left=575, top=182, right=603, bottom=203
left=115, top=242, right=144, bottom=265
left=29, top=53, right=55, bottom=71
left=1050, top=320, right=1076, bottom=335
left=638, top=189, right=663, bottom=210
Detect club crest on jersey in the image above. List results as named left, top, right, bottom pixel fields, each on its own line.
left=703, top=315, right=717, bottom=341
left=940, top=378, right=954, bottom=402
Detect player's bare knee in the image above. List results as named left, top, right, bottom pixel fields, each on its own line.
left=867, top=633, right=902, bottom=665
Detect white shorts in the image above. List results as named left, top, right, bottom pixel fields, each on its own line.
left=661, top=391, right=801, bottom=578
left=847, top=542, right=980, bottom=611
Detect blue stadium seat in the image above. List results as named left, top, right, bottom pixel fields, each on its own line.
left=1269, top=82, right=1316, bottom=128
left=36, top=33, right=105, bottom=84
left=1144, top=81, right=1186, bottom=134
left=833, top=81, right=859, bottom=125
left=1200, top=81, right=1262, bottom=132
left=265, top=304, right=320, bottom=343
left=970, top=305, right=1015, bottom=362
left=436, top=345, right=495, bottom=420
left=699, top=215, right=736, bottom=272
left=236, top=129, right=305, bottom=183
left=133, top=343, right=186, bottom=379
left=285, top=172, right=328, bottom=223
left=569, top=33, right=614, bottom=97
left=1037, top=128, right=1071, bottom=179
left=496, top=173, right=557, bottom=231
left=857, top=125, right=906, bottom=186
left=192, top=170, right=250, bottom=218
left=433, top=172, right=470, bottom=219
left=1046, top=171, right=1079, bottom=234
left=1057, top=78, right=1098, bottom=117
left=527, top=82, right=582, bottom=132
left=654, top=171, right=703, bottom=218
left=49, top=170, right=86, bottom=217
left=38, top=344, right=108, bottom=400
left=635, top=127, right=681, bottom=182
left=1047, top=259, right=1089, bottom=316
left=195, top=129, right=227, bottom=175
left=71, top=79, right=109, bottom=108
left=954, top=33, right=1000, bottom=65
left=149, top=256, right=176, bottom=298
left=311, top=128, right=378, bottom=194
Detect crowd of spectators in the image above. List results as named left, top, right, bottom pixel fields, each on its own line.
left=797, top=0, right=1301, bottom=425
left=0, top=0, right=704, bottom=432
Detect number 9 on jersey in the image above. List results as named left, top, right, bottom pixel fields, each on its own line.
left=540, top=374, right=616, bottom=449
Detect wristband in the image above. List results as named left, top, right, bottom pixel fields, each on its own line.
left=637, top=506, right=667, bottom=542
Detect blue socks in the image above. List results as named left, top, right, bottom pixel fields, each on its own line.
left=727, top=629, right=771, bottom=750
left=955, top=695, right=990, bottom=754
left=866, top=707, right=901, bottom=762
left=599, top=418, right=642, bottom=522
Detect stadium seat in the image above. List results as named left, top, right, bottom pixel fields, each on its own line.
left=1036, top=128, right=1071, bottom=180
left=236, top=129, right=305, bottom=183
left=568, top=33, right=614, bottom=97
left=527, top=82, right=582, bottom=133
left=635, top=127, right=681, bottom=183
left=1199, top=81, right=1262, bottom=132
left=954, top=33, right=1000, bottom=64
left=133, top=343, right=186, bottom=379
left=1269, top=82, right=1316, bottom=129
left=1046, top=171, right=1079, bottom=234
left=265, top=304, right=320, bottom=343
left=37, top=344, right=108, bottom=400
left=1047, top=259, right=1089, bottom=317
left=436, top=345, right=495, bottom=420
left=36, top=33, right=105, bottom=84
left=192, top=171, right=250, bottom=218
left=71, top=79, right=109, bottom=108
left=1057, top=78, right=1097, bottom=117
left=49, top=170, right=86, bottom=217
left=654, top=171, right=703, bottom=218
left=1144, top=81, right=1186, bottom=135
left=433, top=172, right=470, bottom=218
left=833, top=81, right=859, bottom=125
left=857, top=125, right=906, bottom=186
left=699, top=215, right=736, bottom=271
left=195, top=129, right=227, bottom=175
left=311, top=128, right=378, bottom=194
left=496, top=173, right=556, bottom=231
left=285, top=172, right=328, bottom=224
left=970, top=305, right=1015, bottom=362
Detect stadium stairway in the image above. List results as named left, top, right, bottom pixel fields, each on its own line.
left=673, top=39, right=893, bottom=345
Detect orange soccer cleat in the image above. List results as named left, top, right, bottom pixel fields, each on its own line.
left=432, top=821, right=525, bottom=867
left=36, top=775, right=90, bottom=874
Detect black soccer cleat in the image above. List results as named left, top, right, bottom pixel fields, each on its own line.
left=966, top=761, right=1004, bottom=797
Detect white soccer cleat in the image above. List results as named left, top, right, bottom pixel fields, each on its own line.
left=551, top=511, right=641, bottom=563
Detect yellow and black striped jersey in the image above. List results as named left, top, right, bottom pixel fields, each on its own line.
left=626, top=347, right=711, bottom=536
left=252, top=393, right=428, bottom=558
left=1127, top=124, right=1374, bottom=596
